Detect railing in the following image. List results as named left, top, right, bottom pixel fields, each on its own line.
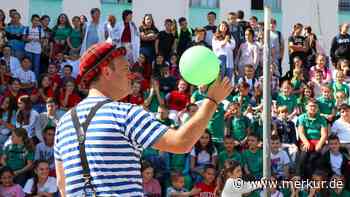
left=101, top=0, right=132, bottom=5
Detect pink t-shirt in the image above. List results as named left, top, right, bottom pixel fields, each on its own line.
left=309, top=65, right=332, bottom=83
left=143, top=178, right=161, bottom=196
left=0, top=184, right=25, bottom=197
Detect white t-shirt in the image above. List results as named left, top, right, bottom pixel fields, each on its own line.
left=222, top=178, right=260, bottom=197
left=23, top=177, right=57, bottom=194
left=23, top=26, right=44, bottom=54
left=271, top=150, right=290, bottom=178
left=190, top=147, right=217, bottom=166
left=13, top=67, right=36, bottom=84
left=35, top=142, right=55, bottom=170
left=330, top=152, right=343, bottom=175
left=331, top=118, right=350, bottom=144
left=1, top=56, right=20, bottom=74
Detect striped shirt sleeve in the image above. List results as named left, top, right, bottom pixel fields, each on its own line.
left=54, top=121, right=62, bottom=161
left=125, top=106, right=168, bottom=149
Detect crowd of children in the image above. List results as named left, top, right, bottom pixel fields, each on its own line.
left=0, top=6, right=349, bottom=197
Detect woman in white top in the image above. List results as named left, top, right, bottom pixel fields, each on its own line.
left=217, top=160, right=260, bottom=197
left=212, top=21, right=236, bottom=84
left=23, top=160, right=57, bottom=196
left=236, top=28, right=259, bottom=78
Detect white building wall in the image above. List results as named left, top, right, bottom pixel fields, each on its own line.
left=220, top=0, right=251, bottom=21
left=62, top=0, right=101, bottom=21
left=2, top=0, right=30, bottom=25
left=281, top=0, right=338, bottom=74
left=133, top=0, right=189, bottom=30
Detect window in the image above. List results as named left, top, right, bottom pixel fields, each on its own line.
left=252, top=0, right=281, bottom=11
left=190, top=0, right=219, bottom=8
left=339, top=0, right=350, bottom=11
left=101, top=0, right=131, bottom=4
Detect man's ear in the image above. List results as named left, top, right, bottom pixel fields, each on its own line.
left=100, top=66, right=112, bottom=79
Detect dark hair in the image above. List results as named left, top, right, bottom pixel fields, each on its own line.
left=40, top=15, right=50, bottom=22
left=204, top=164, right=216, bottom=173
left=31, top=14, right=40, bottom=21
left=21, top=56, right=31, bottom=62
left=43, top=126, right=55, bottom=135
left=250, top=16, right=258, bottom=21
left=141, top=160, right=153, bottom=172
left=216, top=160, right=241, bottom=195
left=247, top=132, right=260, bottom=141
left=328, top=134, right=340, bottom=142
left=13, top=128, right=34, bottom=151
left=194, top=129, right=215, bottom=160
left=0, top=96, right=15, bottom=124
left=215, top=21, right=231, bottom=40
left=271, top=18, right=277, bottom=25
left=122, top=9, right=133, bottom=21
left=271, top=134, right=280, bottom=142
left=46, top=97, right=57, bottom=105
left=90, top=8, right=100, bottom=16
left=164, top=18, right=173, bottom=24
left=170, top=171, right=184, bottom=183
left=186, top=103, right=198, bottom=111
left=142, top=14, right=156, bottom=29
left=0, top=9, right=6, bottom=23
left=237, top=10, right=244, bottom=19
left=228, top=12, right=236, bottom=16
left=207, top=11, right=217, bottom=18
left=31, top=160, right=50, bottom=195
left=63, top=64, right=73, bottom=72
left=0, top=59, right=6, bottom=66
left=178, top=17, right=187, bottom=24
left=0, top=167, right=14, bottom=178
left=54, top=13, right=72, bottom=29
left=17, top=95, right=32, bottom=126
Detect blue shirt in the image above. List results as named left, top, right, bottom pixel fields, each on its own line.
left=5, top=24, right=25, bottom=52
left=54, top=96, right=168, bottom=196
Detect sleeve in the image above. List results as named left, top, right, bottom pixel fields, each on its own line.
left=330, top=36, right=338, bottom=63
left=15, top=184, right=25, bottom=197
left=282, top=151, right=290, bottom=165
left=26, top=150, right=34, bottom=161
left=125, top=106, right=168, bottom=149
left=23, top=179, right=33, bottom=194
left=320, top=116, right=328, bottom=128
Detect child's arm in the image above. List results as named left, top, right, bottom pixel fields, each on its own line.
left=20, top=82, right=35, bottom=89
left=169, top=188, right=201, bottom=197
left=298, top=125, right=310, bottom=151
left=14, top=159, right=33, bottom=176
left=315, top=126, right=328, bottom=152
left=283, top=164, right=290, bottom=179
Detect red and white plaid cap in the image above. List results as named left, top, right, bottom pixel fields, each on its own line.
left=77, top=42, right=126, bottom=87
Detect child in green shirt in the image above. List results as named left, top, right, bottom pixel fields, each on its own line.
left=276, top=80, right=299, bottom=120
left=231, top=82, right=252, bottom=114
left=0, top=128, right=34, bottom=186
left=317, top=84, right=336, bottom=122
left=191, top=85, right=207, bottom=103
left=332, top=70, right=349, bottom=97
left=242, top=133, right=263, bottom=180
left=218, top=136, right=242, bottom=169
left=224, top=102, right=251, bottom=146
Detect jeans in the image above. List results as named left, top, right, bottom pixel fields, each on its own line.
left=218, top=55, right=234, bottom=82
left=26, top=51, right=41, bottom=78
left=140, top=46, right=155, bottom=64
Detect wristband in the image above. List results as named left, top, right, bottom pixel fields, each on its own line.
left=206, top=97, right=218, bottom=106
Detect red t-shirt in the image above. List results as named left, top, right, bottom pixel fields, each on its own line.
left=31, top=87, right=55, bottom=103
left=121, top=94, right=144, bottom=105
left=194, top=182, right=216, bottom=197
left=121, top=22, right=131, bottom=43
left=49, top=73, right=61, bottom=88
left=167, top=91, right=190, bottom=111
left=59, top=90, right=81, bottom=109
left=3, top=89, right=25, bottom=103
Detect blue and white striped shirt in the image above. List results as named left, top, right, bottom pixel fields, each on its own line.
left=54, top=96, right=168, bottom=196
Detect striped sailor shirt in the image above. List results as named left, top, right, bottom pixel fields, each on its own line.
left=54, top=96, right=168, bottom=196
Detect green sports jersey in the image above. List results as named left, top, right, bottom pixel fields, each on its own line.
left=276, top=93, right=298, bottom=114
left=1, top=144, right=34, bottom=171
left=229, top=115, right=250, bottom=141
left=242, top=148, right=263, bottom=178
left=232, top=94, right=251, bottom=112
left=144, top=91, right=165, bottom=113
left=218, top=150, right=242, bottom=169
left=191, top=90, right=207, bottom=102
left=317, top=96, right=335, bottom=115
left=332, top=82, right=349, bottom=97
left=207, top=103, right=225, bottom=143
left=297, top=113, right=327, bottom=140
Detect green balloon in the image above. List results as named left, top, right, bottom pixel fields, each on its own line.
left=179, top=46, right=220, bottom=86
